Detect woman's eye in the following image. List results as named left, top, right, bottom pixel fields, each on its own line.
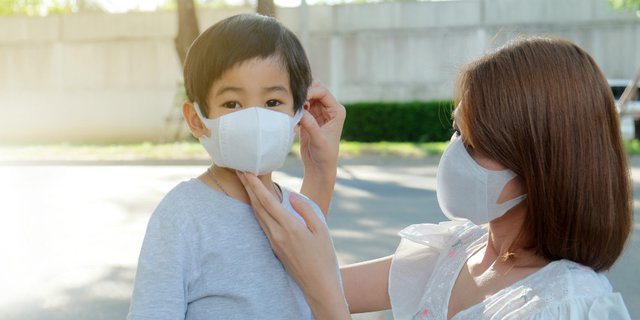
left=222, top=101, right=241, bottom=109
left=265, top=99, right=282, bottom=107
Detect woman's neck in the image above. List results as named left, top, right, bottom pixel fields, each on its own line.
left=485, top=203, right=549, bottom=268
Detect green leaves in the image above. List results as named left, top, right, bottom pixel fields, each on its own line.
left=342, top=100, right=454, bottom=142
left=608, top=0, right=640, bottom=17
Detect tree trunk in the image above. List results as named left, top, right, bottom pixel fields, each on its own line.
left=175, top=0, right=200, bottom=68
left=256, top=0, right=276, bottom=17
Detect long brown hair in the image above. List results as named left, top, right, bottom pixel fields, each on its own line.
left=455, top=37, right=632, bottom=271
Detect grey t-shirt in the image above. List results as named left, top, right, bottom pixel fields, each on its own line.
left=127, top=178, right=329, bottom=320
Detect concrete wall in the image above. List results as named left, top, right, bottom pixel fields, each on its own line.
left=0, top=0, right=638, bottom=143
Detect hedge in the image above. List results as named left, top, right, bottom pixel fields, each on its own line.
left=342, top=100, right=455, bottom=142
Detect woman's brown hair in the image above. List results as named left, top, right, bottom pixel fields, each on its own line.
left=455, top=36, right=633, bottom=271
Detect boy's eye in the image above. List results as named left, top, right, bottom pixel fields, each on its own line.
left=222, top=101, right=241, bottom=109
left=265, top=99, right=282, bottom=108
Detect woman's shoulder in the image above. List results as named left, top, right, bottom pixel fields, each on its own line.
left=389, top=220, right=487, bottom=320
left=398, top=220, right=485, bottom=250
left=541, top=260, right=613, bottom=296
left=509, top=260, right=631, bottom=319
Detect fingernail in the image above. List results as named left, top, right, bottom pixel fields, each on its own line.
left=290, top=193, right=303, bottom=203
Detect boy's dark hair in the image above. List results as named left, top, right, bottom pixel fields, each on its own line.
left=183, top=14, right=312, bottom=116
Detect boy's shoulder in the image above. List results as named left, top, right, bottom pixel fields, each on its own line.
left=279, top=185, right=326, bottom=224
left=150, top=178, right=221, bottom=225
left=151, top=178, right=253, bottom=225
left=157, top=178, right=207, bottom=208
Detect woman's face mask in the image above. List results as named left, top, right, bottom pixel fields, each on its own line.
left=435, top=134, right=527, bottom=225
left=194, top=103, right=302, bottom=175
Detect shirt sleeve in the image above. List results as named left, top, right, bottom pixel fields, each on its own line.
left=528, top=292, right=632, bottom=320
left=127, top=204, right=196, bottom=320
left=389, top=221, right=469, bottom=320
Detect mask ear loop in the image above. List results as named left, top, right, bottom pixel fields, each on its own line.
left=486, top=170, right=527, bottom=217
left=193, top=102, right=207, bottom=120
left=292, top=107, right=304, bottom=124
left=193, top=102, right=212, bottom=138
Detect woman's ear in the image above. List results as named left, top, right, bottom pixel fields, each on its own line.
left=182, top=101, right=210, bottom=138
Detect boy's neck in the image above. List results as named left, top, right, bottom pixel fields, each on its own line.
left=203, top=166, right=279, bottom=204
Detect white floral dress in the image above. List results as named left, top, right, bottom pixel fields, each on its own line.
left=388, top=220, right=631, bottom=320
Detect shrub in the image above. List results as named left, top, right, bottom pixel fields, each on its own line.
left=342, top=100, right=454, bottom=142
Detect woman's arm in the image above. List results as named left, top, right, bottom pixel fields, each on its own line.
left=341, top=256, right=392, bottom=313
left=298, top=80, right=345, bottom=217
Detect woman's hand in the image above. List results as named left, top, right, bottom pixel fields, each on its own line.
left=299, top=80, right=346, bottom=216
left=237, top=171, right=351, bottom=319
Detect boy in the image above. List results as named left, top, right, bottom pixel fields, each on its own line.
left=127, top=14, right=338, bottom=319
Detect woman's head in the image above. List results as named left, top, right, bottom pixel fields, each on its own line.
left=454, top=36, right=632, bottom=271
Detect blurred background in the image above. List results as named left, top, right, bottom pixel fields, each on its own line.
left=0, top=0, right=639, bottom=319
left=0, top=0, right=638, bottom=144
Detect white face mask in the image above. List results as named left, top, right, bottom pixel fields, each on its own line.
left=436, top=134, right=527, bottom=225
left=194, top=103, right=303, bottom=175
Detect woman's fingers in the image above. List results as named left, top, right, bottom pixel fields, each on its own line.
left=236, top=171, right=279, bottom=233
left=236, top=171, right=303, bottom=230
left=299, top=110, right=321, bottom=141
left=289, top=193, right=325, bottom=234
left=306, top=80, right=346, bottom=127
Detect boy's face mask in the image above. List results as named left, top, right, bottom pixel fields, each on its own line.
left=194, top=103, right=303, bottom=175
left=435, top=134, right=527, bottom=225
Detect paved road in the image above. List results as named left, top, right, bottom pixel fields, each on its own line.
left=1, top=155, right=638, bottom=319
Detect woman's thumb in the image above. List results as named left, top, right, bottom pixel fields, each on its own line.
left=299, top=110, right=321, bottom=138
left=289, top=193, right=323, bottom=232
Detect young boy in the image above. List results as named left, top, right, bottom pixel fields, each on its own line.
left=127, top=14, right=339, bottom=319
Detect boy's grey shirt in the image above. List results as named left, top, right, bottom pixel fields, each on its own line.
left=127, top=178, right=329, bottom=320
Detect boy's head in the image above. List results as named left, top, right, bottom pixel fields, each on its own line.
left=183, top=14, right=312, bottom=117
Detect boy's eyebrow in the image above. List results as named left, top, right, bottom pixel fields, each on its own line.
left=214, top=86, right=244, bottom=97
left=263, top=86, right=290, bottom=94
left=214, top=86, right=289, bottom=96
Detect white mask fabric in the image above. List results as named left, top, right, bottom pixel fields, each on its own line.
left=436, top=134, right=527, bottom=225
left=194, top=103, right=303, bottom=175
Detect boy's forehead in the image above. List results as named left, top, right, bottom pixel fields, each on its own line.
left=207, top=57, right=292, bottom=97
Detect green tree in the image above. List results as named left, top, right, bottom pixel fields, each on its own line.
left=609, top=0, right=640, bottom=17
left=257, top=0, right=275, bottom=16
left=0, top=0, right=76, bottom=16
left=175, top=0, right=200, bottom=67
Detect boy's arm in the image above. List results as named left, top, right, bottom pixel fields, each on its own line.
left=298, top=81, right=345, bottom=217
left=128, top=208, right=190, bottom=320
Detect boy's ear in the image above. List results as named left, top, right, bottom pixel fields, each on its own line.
left=182, top=101, right=210, bottom=138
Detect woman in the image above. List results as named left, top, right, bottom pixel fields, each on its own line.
left=237, top=37, right=633, bottom=319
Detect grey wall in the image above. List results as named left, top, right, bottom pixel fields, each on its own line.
left=1, top=0, right=638, bottom=143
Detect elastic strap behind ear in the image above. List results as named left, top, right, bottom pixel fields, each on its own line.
left=193, top=102, right=208, bottom=120
left=292, top=107, right=304, bottom=124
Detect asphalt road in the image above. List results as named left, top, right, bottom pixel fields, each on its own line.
left=1, top=155, right=637, bottom=319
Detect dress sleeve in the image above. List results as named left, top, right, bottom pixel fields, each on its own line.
left=127, top=205, right=196, bottom=320
left=529, top=293, right=631, bottom=320
left=389, top=221, right=468, bottom=320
